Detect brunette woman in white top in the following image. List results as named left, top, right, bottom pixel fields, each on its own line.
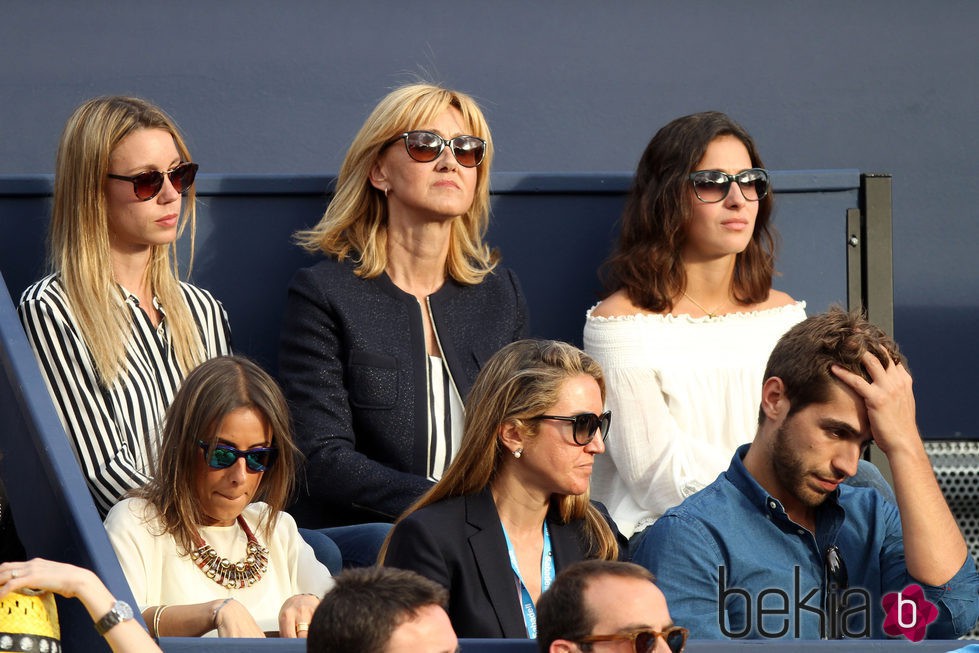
left=105, top=356, right=332, bottom=638
left=584, top=112, right=806, bottom=543
left=18, top=96, right=231, bottom=516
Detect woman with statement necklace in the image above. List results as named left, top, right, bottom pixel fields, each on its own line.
left=105, top=356, right=332, bottom=638
left=381, top=340, right=622, bottom=639
left=584, top=112, right=807, bottom=548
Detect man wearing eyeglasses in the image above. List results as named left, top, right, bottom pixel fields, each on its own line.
left=633, top=309, right=979, bottom=640
left=537, top=560, right=687, bottom=653
left=307, top=566, right=459, bottom=653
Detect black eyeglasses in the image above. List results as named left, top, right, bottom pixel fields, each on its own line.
left=197, top=440, right=277, bottom=473
left=532, top=411, right=611, bottom=446
left=107, top=162, right=199, bottom=201
left=688, top=167, right=769, bottom=203
left=580, top=626, right=688, bottom=653
left=386, top=130, right=486, bottom=168
left=824, top=545, right=849, bottom=639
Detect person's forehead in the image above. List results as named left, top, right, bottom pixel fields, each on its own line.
left=385, top=604, right=458, bottom=653
left=797, top=381, right=868, bottom=432
left=585, top=575, right=671, bottom=630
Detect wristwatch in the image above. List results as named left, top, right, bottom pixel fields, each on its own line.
left=94, top=600, right=134, bottom=636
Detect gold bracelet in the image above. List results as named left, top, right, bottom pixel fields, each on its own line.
left=152, top=604, right=169, bottom=639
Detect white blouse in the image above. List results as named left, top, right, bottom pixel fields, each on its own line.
left=583, top=301, right=807, bottom=538
left=105, top=499, right=333, bottom=635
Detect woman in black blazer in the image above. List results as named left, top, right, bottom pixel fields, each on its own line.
left=382, top=339, right=622, bottom=639
left=278, top=83, right=529, bottom=566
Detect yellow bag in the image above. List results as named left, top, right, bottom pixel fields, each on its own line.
left=0, top=590, right=61, bottom=652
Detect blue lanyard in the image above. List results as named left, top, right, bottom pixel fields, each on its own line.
left=501, top=521, right=555, bottom=638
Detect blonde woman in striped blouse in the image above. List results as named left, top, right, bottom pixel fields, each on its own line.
left=18, top=96, right=231, bottom=516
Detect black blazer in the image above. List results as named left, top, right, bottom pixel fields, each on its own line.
left=383, top=487, right=623, bottom=639
left=279, top=257, right=529, bottom=527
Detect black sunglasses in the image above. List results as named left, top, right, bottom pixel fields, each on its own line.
left=532, top=411, right=611, bottom=446
left=386, top=130, right=486, bottom=168
left=107, top=161, right=199, bottom=201
left=824, top=544, right=849, bottom=639
left=580, top=626, right=688, bottom=653
left=197, top=440, right=277, bottom=473
left=688, top=167, right=769, bottom=203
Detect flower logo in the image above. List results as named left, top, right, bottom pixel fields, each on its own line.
left=881, top=584, right=938, bottom=641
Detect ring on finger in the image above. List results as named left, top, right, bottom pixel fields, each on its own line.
left=295, top=622, right=310, bottom=634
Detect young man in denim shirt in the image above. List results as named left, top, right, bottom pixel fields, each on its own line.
left=633, top=309, right=979, bottom=640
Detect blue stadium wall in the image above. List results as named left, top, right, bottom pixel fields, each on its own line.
left=1, top=1, right=977, bottom=438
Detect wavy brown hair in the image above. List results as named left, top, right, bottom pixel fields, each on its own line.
left=760, top=307, right=905, bottom=424
left=132, top=356, right=298, bottom=554
left=381, top=339, right=619, bottom=562
left=602, top=111, right=777, bottom=312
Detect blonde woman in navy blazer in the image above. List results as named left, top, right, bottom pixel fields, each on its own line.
left=279, top=85, right=528, bottom=567
left=382, top=340, right=623, bottom=639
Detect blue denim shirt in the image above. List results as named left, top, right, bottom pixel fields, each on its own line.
left=633, top=444, right=979, bottom=640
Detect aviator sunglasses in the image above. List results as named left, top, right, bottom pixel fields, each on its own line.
left=532, top=411, right=611, bottom=446
left=107, top=161, right=199, bottom=201
left=580, top=626, right=688, bottom=653
left=688, top=167, right=769, bottom=203
left=386, top=130, right=486, bottom=168
left=197, top=440, right=277, bottom=473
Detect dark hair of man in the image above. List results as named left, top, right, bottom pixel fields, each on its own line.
left=307, top=566, right=449, bottom=653
left=601, top=111, right=776, bottom=313
left=536, top=560, right=655, bottom=652
left=759, top=307, right=905, bottom=424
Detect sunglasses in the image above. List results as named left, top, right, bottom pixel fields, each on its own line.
left=197, top=440, right=277, bottom=473
left=387, top=130, right=486, bottom=168
left=532, top=411, right=611, bottom=446
left=688, top=167, right=769, bottom=203
left=107, top=161, right=199, bottom=201
left=580, top=626, right=688, bottom=653
left=824, top=544, right=849, bottom=639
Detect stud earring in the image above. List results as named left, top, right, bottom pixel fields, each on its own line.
left=513, top=448, right=523, bottom=459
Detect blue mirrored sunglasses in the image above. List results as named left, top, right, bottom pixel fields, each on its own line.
left=197, top=440, right=277, bottom=473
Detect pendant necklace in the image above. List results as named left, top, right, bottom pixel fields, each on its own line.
left=190, top=515, right=269, bottom=589
left=682, top=292, right=726, bottom=318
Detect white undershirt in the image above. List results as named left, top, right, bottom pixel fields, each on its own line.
left=426, top=355, right=464, bottom=481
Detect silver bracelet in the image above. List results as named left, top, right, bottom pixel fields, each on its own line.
left=211, top=597, right=234, bottom=627
left=152, top=604, right=169, bottom=638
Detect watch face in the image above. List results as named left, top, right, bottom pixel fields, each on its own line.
left=96, top=600, right=134, bottom=635
left=115, top=601, right=134, bottom=620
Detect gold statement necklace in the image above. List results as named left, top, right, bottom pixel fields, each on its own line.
left=682, top=292, right=726, bottom=319
left=191, top=515, right=269, bottom=589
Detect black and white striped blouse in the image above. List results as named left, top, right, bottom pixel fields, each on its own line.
left=18, top=274, right=232, bottom=516
left=426, top=355, right=464, bottom=482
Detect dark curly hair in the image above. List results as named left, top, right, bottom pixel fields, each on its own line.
left=760, top=307, right=905, bottom=423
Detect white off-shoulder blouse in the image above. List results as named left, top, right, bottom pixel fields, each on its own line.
left=583, top=301, right=807, bottom=538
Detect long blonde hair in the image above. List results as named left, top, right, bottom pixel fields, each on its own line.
left=49, top=96, right=202, bottom=384
left=294, top=83, right=498, bottom=284
left=381, top=339, right=619, bottom=561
